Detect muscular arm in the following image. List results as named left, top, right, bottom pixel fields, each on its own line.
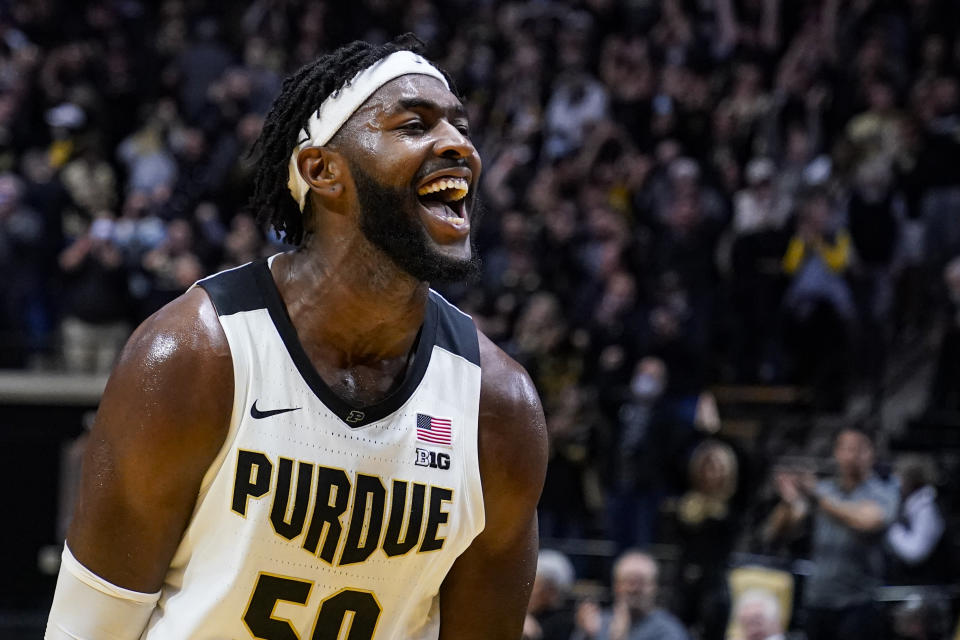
left=438, top=332, right=548, bottom=640
left=66, top=286, right=233, bottom=593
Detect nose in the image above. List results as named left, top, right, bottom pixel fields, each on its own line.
left=433, top=120, right=475, bottom=160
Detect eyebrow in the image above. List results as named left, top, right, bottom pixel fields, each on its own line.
left=395, top=97, right=466, bottom=119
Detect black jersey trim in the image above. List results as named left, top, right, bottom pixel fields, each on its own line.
left=196, top=262, right=265, bottom=316
left=430, top=291, right=480, bottom=367
left=251, top=259, right=438, bottom=429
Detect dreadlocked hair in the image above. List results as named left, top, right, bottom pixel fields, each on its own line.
left=248, top=33, right=457, bottom=245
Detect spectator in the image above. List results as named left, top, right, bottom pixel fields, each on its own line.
left=733, top=588, right=786, bottom=640
left=644, top=156, right=726, bottom=227
left=604, top=356, right=670, bottom=550
left=172, top=17, right=233, bottom=122
left=59, top=135, right=118, bottom=216
left=112, top=190, right=167, bottom=264
left=886, top=455, right=950, bottom=585
left=524, top=549, right=577, bottom=640
left=219, top=211, right=262, bottom=270
left=845, top=77, right=906, bottom=171
left=782, top=187, right=854, bottom=318
left=727, top=157, right=791, bottom=381
left=732, top=158, right=789, bottom=236
left=765, top=427, right=899, bottom=640
left=115, top=101, right=178, bottom=198
left=673, top=439, right=741, bottom=640
left=928, top=256, right=960, bottom=413
left=847, top=157, right=903, bottom=399
left=781, top=186, right=854, bottom=409
left=542, top=70, right=608, bottom=161
left=0, top=172, right=47, bottom=366
left=139, top=217, right=200, bottom=315
left=574, top=550, right=689, bottom=640
left=58, top=215, right=131, bottom=373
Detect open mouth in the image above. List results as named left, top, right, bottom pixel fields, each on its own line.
left=416, top=176, right=469, bottom=226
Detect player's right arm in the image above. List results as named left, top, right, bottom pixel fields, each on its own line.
left=47, top=287, right=233, bottom=638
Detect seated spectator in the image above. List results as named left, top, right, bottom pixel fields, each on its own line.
left=574, top=550, right=690, bottom=640
left=764, top=427, right=899, bottom=640
left=524, top=549, right=577, bottom=640
left=886, top=455, right=949, bottom=585
left=733, top=588, right=786, bottom=640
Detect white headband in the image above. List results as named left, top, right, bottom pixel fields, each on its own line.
left=286, top=50, right=450, bottom=211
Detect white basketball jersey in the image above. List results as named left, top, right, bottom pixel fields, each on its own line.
left=141, top=258, right=485, bottom=640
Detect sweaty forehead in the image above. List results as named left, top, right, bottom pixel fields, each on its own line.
left=351, top=74, right=462, bottom=121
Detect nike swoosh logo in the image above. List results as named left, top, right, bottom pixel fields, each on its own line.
left=250, top=400, right=301, bottom=419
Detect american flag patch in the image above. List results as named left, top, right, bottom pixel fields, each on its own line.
left=416, top=413, right=452, bottom=446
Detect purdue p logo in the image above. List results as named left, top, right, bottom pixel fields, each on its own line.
left=345, top=410, right=365, bottom=423
left=415, top=448, right=450, bottom=470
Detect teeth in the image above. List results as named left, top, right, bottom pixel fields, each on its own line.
left=417, top=176, right=469, bottom=201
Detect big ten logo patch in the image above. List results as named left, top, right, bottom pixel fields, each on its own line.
left=415, top=448, right=450, bottom=470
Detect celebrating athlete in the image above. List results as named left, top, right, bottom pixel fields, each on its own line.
left=46, top=34, right=547, bottom=640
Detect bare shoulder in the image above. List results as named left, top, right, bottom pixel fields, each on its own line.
left=67, top=286, right=234, bottom=589
left=100, top=285, right=234, bottom=461
left=477, top=330, right=545, bottom=443
left=476, top=330, right=547, bottom=527
left=120, top=284, right=232, bottom=381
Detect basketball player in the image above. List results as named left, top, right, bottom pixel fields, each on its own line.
left=46, top=35, right=547, bottom=639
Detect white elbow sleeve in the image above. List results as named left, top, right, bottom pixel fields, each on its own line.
left=45, top=545, right=161, bottom=640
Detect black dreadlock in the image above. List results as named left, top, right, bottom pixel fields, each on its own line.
left=248, top=34, right=456, bottom=245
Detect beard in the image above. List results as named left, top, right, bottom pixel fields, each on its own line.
left=350, top=161, right=482, bottom=284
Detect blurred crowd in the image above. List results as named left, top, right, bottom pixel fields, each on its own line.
left=2, top=0, right=960, bottom=637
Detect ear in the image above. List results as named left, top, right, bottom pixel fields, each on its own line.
left=297, top=146, right=347, bottom=210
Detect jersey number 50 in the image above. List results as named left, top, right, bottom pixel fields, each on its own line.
left=243, top=573, right=381, bottom=639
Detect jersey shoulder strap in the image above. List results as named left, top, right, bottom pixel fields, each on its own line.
left=196, top=260, right=269, bottom=317
left=429, top=289, right=480, bottom=367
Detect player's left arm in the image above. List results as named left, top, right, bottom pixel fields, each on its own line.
left=438, top=333, right=548, bottom=639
